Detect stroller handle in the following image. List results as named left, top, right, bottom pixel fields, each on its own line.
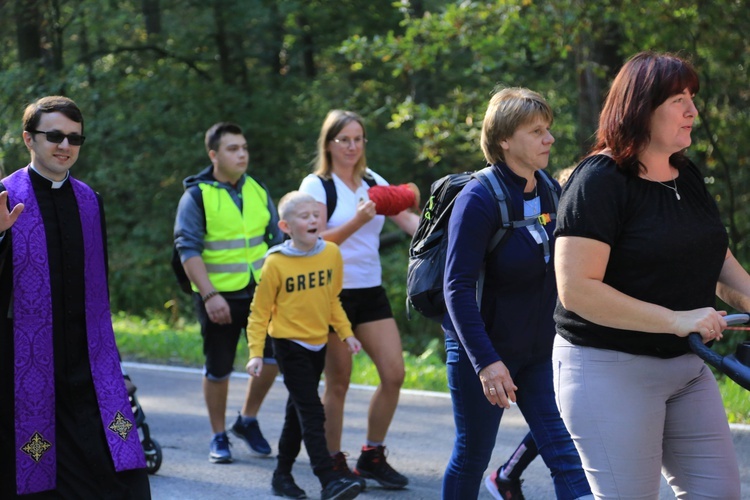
left=688, top=313, right=750, bottom=391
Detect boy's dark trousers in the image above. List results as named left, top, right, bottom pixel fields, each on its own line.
left=272, top=338, right=337, bottom=485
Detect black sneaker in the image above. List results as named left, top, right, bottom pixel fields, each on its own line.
left=484, top=469, right=525, bottom=500
left=208, top=432, right=232, bottom=464
left=353, top=445, right=408, bottom=489
left=272, top=472, right=308, bottom=499
left=230, top=413, right=272, bottom=456
left=331, top=452, right=366, bottom=491
left=320, top=476, right=362, bottom=500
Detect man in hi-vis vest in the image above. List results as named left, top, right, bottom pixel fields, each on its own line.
left=174, top=122, right=282, bottom=464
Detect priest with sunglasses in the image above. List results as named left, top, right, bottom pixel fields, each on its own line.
left=0, top=96, right=151, bottom=498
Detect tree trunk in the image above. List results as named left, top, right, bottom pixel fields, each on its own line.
left=404, top=0, right=432, bottom=105
left=79, top=8, right=96, bottom=87
left=213, top=0, right=233, bottom=84
left=574, top=10, right=623, bottom=156
left=49, top=0, right=64, bottom=71
left=15, top=0, right=42, bottom=63
left=265, top=1, right=284, bottom=76
left=142, top=0, right=162, bottom=36
left=296, top=14, right=316, bottom=78
left=575, top=42, right=601, bottom=155
left=233, top=32, right=248, bottom=87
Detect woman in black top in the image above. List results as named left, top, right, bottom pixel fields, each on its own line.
left=553, top=51, right=747, bottom=498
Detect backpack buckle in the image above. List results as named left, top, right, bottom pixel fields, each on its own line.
left=537, top=213, right=551, bottom=225
left=424, top=196, right=436, bottom=220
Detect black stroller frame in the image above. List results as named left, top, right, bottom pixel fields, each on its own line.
left=123, top=372, right=163, bottom=474
left=688, top=313, right=750, bottom=391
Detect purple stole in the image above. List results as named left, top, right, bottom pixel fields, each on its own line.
left=5, top=167, right=145, bottom=495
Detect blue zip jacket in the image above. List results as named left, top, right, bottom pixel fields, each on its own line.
left=442, top=162, right=560, bottom=375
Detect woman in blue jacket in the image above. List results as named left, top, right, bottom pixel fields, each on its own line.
left=441, top=87, right=591, bottom=500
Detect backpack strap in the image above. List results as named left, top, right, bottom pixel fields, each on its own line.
left=472, top=166, right=559, bottom=307
left=537, top=169, right=560, bottom=211
left=477, top=167, right=559, bottom=259
left=474, top=167, right=512, bottom=254
left=524, top=169, right=558, bottom=261
left=317, top=175, right=337, bottom=222
left=472, top=166, right=511, bottom=310
left=318, top=173, right=378, bottom=221
left=248, top=175, right=281, bottom=246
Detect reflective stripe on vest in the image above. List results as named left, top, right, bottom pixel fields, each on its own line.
left=196, top=177, right=271, bottom=292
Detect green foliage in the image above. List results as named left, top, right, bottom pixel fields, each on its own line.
left=2, top=0, right=750, bottom=363
left=113, top=311, right=447, bottom=391
left=719, top=376, right=750, bottom=424
left=380, top=221, right=445, bottom=355
left=112, top=311, right=204, bottom=366
left=350, top=341, right=447, bottom=393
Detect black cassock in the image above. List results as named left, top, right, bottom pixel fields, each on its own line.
left=0, top=170, right=150, bottom=499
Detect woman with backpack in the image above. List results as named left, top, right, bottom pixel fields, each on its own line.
left=298, top=110, right=419, bottom=491
left=441, top=88, right=592, bottom=500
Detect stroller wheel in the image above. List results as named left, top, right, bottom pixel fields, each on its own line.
left=142, top=438, right=163, bottom=474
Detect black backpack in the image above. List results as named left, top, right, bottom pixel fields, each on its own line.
left=405, top=166, right=558, bottom=322
left=171, top=246, right=193, bottom=295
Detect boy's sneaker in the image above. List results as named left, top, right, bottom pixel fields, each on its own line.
left=484, top=469, right=525, bottom=500
left=272, top=471, right=308, bottom=499
left=209, top=432, right=232, bottom=464
left=231, top=413, right=272, bottom=456
left=331, top=451, right=366, bottom=491
left=353, top=445, right=408, bottom=489
left=321, top=476, right=362, bottom=500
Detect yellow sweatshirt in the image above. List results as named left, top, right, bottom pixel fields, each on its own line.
left=246, top=241, right=353, bottom=359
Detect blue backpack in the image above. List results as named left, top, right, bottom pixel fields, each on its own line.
left=405, top=166, right=558, bottom=322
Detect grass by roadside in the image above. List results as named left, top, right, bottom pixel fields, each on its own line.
left=113, top=312, right=749, bottom=423
left=112, top=312, right=448, bottom=393
left=723, top=379, right=750, bottom=424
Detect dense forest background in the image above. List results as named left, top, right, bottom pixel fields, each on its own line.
left=1, top=0, right=749, bottom=352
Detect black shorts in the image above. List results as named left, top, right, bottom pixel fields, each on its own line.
left=193, top=293, right=274, bottom=380
left=339, top=286, right=393, bottom=330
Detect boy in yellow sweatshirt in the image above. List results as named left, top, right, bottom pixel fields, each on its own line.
left=246, top=191, right=362, bottom=500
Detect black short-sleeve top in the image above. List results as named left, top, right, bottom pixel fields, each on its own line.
left=553, top=154, right=728, bottom=358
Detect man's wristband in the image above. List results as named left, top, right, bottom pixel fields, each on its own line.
left=201, top=290, right=220, bottom=302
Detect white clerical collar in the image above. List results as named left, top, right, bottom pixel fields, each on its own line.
left=30, top=164, right=68, bottom=189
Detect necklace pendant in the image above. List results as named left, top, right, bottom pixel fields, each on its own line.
left=676, top=192, right=681, bottom=201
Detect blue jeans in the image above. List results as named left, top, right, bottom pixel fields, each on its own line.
left=442, top=336, right=590, bottom=499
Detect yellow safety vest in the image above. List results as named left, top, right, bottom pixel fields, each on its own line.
left=194, top=177, right=271, bottom=292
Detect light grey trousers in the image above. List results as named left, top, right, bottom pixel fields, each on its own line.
left=553, top=335, right=740, bottom=500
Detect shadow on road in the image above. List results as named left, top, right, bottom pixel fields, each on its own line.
left=124, top=362, right=750, bottom=499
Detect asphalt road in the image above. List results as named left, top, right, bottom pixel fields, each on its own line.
left=123, top=362, right=750, bottom=499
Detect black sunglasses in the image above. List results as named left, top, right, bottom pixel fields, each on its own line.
left=29, top=129, right=86, bottom=146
